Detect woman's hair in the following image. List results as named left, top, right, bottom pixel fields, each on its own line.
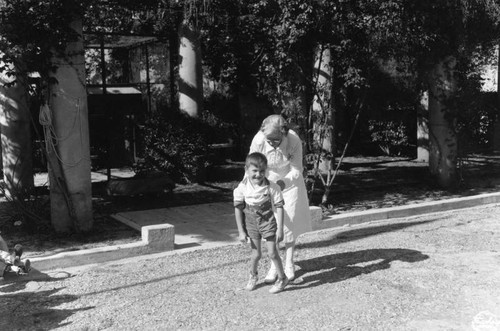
left=245, top=152, right=267, bottom=169
left=260, top=114, right=289, bottom=138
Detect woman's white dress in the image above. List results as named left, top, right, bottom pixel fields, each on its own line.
left=249, top=129, right=312, bottom=243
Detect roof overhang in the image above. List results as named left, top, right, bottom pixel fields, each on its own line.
left=84, top=32, right=158, bottom=50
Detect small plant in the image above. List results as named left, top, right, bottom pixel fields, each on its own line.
left=368, top=120, right=409, bottom=156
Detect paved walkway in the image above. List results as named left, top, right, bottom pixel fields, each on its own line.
left=112, top=202, right=239, bottom=250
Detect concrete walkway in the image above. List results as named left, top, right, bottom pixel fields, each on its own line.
left=112, top=202, right=239, bottom=250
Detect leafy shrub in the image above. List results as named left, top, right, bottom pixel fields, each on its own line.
left=138, top=112, right=211, bottom=183
left=454, top=91, right=498, bottom=155
left=200, top=109, right=238, bottom=144
left=202, top=91, right=239, bottom=144
left=368, top=120, right=409, bottom=156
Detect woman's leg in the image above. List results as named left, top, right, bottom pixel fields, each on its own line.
left=266, top=240, right=289, bottom=293
left=284, top=241, right=295, bottom=280
left=265, top=240, right=285, bottom=280
left=264, top=239, right=280, bottom=283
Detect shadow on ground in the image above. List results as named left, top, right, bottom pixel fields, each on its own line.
left=297, top=217, right=443, bottom=250
left=0, top=268, right=74, bottom=293
left=0, top=271, right=90, bottom=330
left=291, top=248, right=429, bottom=290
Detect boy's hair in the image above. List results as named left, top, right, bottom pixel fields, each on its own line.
left=245, top=152, right=268, bottom=169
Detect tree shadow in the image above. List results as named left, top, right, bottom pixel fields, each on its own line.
left=0, top=286, right=92, bottom=330
left=1, top=266, right=90, bottom=327
left=0, top=268, right=75, bottom=293
left=290, top=248, right=429, bottom=291
left=297, top=219, right=440, bottom=250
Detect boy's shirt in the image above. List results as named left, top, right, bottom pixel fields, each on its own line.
left=233, top=178, right=284, bottom=210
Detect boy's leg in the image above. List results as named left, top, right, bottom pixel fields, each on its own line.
left=246, top=238, right=261, bottom=291
left=248, top=238, right=262, bottom=275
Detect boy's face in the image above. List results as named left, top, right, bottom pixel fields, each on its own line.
left=246, top=164, right=266, bottom=186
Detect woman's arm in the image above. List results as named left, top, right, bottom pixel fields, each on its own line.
left=283, top=131, right=303, bottom=183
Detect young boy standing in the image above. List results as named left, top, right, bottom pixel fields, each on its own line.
left=233, top=152, right=289, bottom=294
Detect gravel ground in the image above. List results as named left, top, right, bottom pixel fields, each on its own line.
left=1, top=203, right=499, bottom=330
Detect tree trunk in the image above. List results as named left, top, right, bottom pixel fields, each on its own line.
left=178, top=19, right=203, bottom=118
left=47, top=2, right=92, bottom=232
left=0, top=65, right=34, bottom=196
left=312, top=46, right=334, bottom=174
left=417, top=91, right=430, bottom=162
left=428, top=56, right=458, bottom=189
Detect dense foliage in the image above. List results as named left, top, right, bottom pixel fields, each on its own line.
left=139, top=111, right=210, bottom=183
left=1, top=0, right=500, bottom=188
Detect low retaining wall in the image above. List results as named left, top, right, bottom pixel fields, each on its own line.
left=311, top=192, right=500, bottom=230
left=31, top=223, right=175, bottom=271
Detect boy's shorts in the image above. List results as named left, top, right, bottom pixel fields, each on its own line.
left=244, top=200, right=277, bottom=241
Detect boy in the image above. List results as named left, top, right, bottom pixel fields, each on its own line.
left=0, top=235, right=31, bottom=277
left=233, top=152, right=289, bottom=294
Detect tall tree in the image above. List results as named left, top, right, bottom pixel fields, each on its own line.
left=427, top=56, right=458, bottom=188
left=46, top=0, right=92, bottom=232
left=0, top=61, right=33, bottom=197
left=178, top=18, right=203, bottom=118
left=0, top=0, right=95, bottom=232
left=404, top=0, right=500, bottom=188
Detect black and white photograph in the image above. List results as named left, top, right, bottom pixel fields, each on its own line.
left=0, top=0, right=499, bottom=330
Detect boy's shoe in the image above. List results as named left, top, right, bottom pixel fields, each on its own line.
left=264, top=264, right=277, bottom=284
left=269, top=276, right=289, bottom=294
left=245, top=273, right=258, bottom=291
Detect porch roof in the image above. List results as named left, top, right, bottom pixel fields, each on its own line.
left=84, top=32, right=158, bottom=49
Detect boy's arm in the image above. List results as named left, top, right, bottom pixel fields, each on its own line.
left=233, top=183, right=248, bottom=243
left=234, top=207, right=248, bottom=243
left=275, top=206, right=284, bottom=242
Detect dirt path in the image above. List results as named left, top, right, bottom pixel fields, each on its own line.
left=1, top=203, right=499, bottom=330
